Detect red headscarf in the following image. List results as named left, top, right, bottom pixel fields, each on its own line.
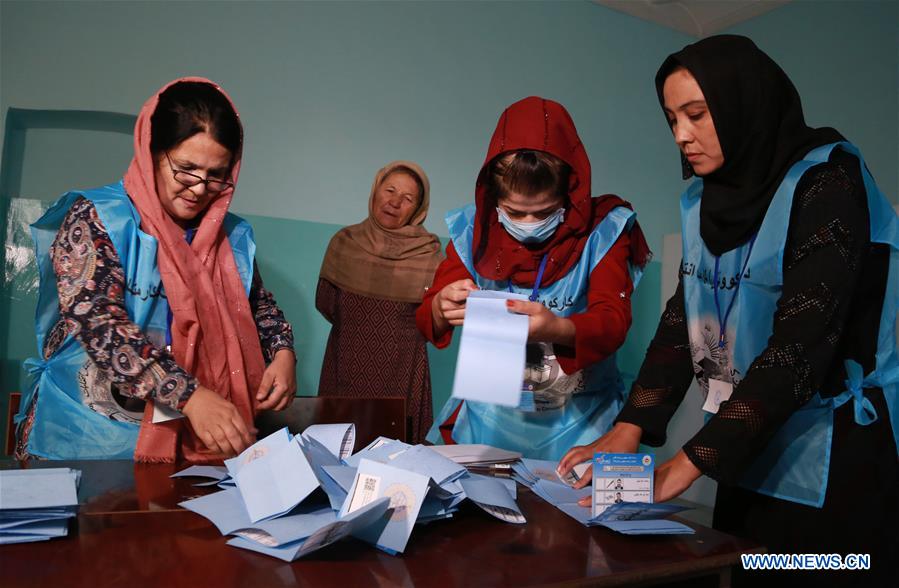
left=472, top=97, right=650, bottom=286
left=127, top=77, right=264, bottom=463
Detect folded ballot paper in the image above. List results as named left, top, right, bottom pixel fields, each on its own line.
left=513, top=459, right=694, bottom=535
left=0, top=468, right=80, bottom=544
left=176, top=425, right=526, bottom=561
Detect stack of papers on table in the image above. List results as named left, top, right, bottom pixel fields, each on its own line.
left=176, top=426, right=526, bottom=562
left=0, top=468, right=80, bottom=544
left=428, top=444, right=522, bottom=466
left=513, top=460, right=694, bottom=535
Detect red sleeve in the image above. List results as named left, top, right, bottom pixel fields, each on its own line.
left=415, top=241, right=474, bottom=348
left=556, top=231, right=634, bottom=374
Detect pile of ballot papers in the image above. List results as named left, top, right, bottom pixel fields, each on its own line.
left=176, top=425, right=525, bottom=562
left=511, top=459, right=694, bottom=535
left=0, top=468, right=80, bottom=544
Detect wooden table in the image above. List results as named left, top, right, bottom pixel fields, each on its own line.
left=0, top=460, right=763, bottom=587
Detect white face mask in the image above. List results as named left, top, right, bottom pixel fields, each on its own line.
left=496, top=207, right=565, bottom=243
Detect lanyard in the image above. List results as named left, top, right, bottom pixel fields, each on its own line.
left=166, top=227, right=198, bottom=350
left=508, top=254, right=549, bottom=302
left=712, top=234, right=757, bottom=350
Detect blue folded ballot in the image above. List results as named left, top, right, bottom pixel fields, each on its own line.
left=235, top=436, right=321, bottom=522
left=514, top=457, right=694, bottom=535
left=176, top=424, right=528, bottom=561
left=342, top=436, right=411, bottom=468
left=459, top=474, right=526, bottom=524
left=170, top=464, right=230, bottom=487
left=227, top=498, right=392, bottom=562
left=590, top=502, right=695, bottom=535
left=302, top=423, right=356, bottom=461
left=339, top=458, right=431, bottom=554
left=0, top=468, right=80, bottom=544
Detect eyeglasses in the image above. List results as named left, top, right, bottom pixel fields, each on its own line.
left=165, top=153, right=234, bottom=193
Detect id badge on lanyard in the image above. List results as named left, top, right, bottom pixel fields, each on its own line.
left=702, top=235, right=756, bottom=415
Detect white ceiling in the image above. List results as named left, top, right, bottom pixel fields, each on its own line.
left=593, top=0, right=790, bottom=38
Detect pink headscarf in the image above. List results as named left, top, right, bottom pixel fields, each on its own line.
left=127, top=77, right=264, bottom=463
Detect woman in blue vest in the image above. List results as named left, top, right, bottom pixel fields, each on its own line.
left=559, top=36, right=898, bottom=586
left=15, top=78, right=296, bottom=462
left=417, top=96, right=651, bottom=460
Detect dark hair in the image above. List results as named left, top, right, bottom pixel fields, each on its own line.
left=483, top=150, right=571, bottom=205
left=474, top=149, right=571, bottom=259
left=150, top=81, right=242, bottom=162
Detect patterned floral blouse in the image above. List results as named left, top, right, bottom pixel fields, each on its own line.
left=26, top=195, right=293, bottom=424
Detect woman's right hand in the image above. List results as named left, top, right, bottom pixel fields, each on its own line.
left=431, top=278, right=479, bottom=332
left=556, top=422, right=643, bottom=502
left=182, top=386, right=256, bottom=457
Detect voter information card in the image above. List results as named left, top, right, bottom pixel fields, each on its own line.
left=592, top=453, right=653, bottom=518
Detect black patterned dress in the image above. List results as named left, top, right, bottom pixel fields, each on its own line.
left=316, top=278, right=433, bottom=443
left=615, top=150, right=898, bottom=587
left=15, top=196, right=294, bottom=459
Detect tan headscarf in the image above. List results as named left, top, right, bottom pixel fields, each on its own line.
left=319, top=161, right=444, bottom=304
left=127, top=77, right=264, bottom=463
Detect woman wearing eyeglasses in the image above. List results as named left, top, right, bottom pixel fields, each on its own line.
left=15, top=78, right=296, bottom=462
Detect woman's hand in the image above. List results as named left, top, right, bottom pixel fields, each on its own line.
left=182, top=386, right=256, bottom=456
left=431, top=279, right=479, bottom=332
left=653, top=450, right=701, bottom=503
left=556, top=422, right=643, bottom=506
left=505, top=299, right=575, bottom=345
left=256, top=349, right=297, bottom=411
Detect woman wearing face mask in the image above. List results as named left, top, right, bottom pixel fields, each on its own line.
left=559, top=36, right=898, bottom=586
left=317, top=161, right=443, bottom=443
left=16, top=78, right=296, bottom=462
left=417, top=96, right=651, bottom=460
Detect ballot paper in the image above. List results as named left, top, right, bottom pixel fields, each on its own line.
left=591, top=502, right=694, bottom=535
left=451, top=290, right=530, bottom=407
left=298, top=435, right=348, bottom=510
left=592, top=453, right=653, bottom=517
left=459, top=475, right=526, bottom=524
left=0, top=468, right=80, bottom=544
left=302, top=423, right=356, bottom=460
left=343, top=437, right=411, bottom=468
left=340, top=459, right=430, bottom=554
left=179, top=487, right=254, bottom=535
left=170, top=465, right=231, bottom=487
left=234, top=436, right=320, bottom=522
left=511, top=458, right=587, bottom=487
left=227, top=497, right=392, bottom=562
left=387, top=445, right=467, bottom=486
left=428, top=444, right=522, bottom=466
left=224, top=428, right=292, bottom=478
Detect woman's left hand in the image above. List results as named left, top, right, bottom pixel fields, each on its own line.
left=506, top=299, right=575, bottom=345
left=653, top=450, right=702, bottom=503
left=256, top=349, right=297, bottom=411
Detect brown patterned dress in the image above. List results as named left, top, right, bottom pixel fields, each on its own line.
left=316, top=278, right=433, bottom=443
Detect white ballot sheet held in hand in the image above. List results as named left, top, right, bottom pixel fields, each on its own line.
left=451, top=290, right=530, bottom=407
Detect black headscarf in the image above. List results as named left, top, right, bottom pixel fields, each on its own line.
left=655, top=35, right=844, bottom=255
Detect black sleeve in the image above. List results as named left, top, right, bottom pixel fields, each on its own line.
left=683, top=151, right=871, bottom=483
left=615, top=277, right=696, bottom=446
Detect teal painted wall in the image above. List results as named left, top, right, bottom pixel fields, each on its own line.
left=1, top=0, right=896, bottom=466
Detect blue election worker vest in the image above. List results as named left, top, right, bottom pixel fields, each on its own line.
left=17, top=181, right=256, bottom=459
left=427, top=203, right=643, bottom=461
left=680, top=142, right=898, bottom=507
